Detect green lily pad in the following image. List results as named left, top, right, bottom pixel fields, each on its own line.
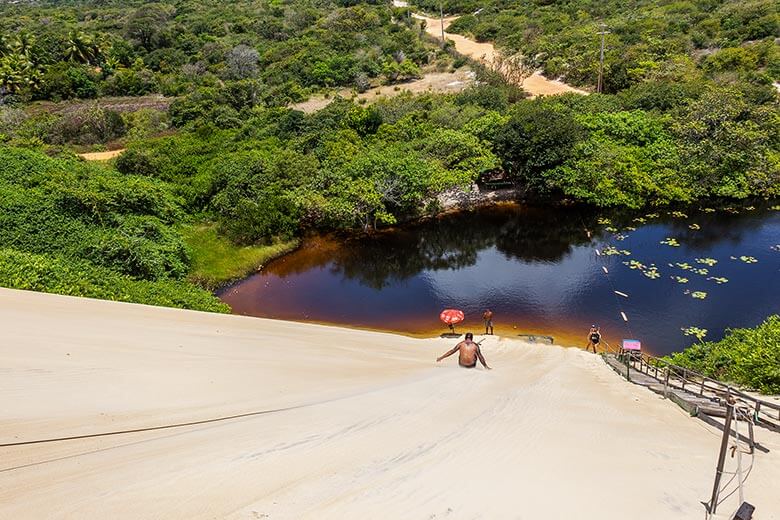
left=695, top=258, right=717, bottom=266
left=597, top=217, right=612, bottom=225
left=672, top=276, right=689, bottom=283
left=707, top=276, right=728, bottom=284
left=660, top=238, right=680, bottom=247
left=670, top=211, right=688, bottom=218
left=688, top=223, right=700, bottom=230
left=682, top=327, right=708, bottom=340
left=739, top=256, right=758, bottom=264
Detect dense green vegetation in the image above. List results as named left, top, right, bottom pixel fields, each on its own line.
left=0, top=0, right=431, bottom=104
left=667, top=315, right=780, bottom=394
left=417, top=0, right=779, bottom=93
left=0, top=146, right=228, bottom=310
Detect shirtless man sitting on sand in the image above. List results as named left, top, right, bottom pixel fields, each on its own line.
left=436, top=332, right=491, bottom=369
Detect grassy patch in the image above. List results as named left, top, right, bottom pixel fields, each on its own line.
left=182, top=224, right=298, bottom=290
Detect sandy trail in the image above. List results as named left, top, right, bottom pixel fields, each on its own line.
left=78, top=149, right=125, bottom=161
left=1, top=288, right=778, bottom=519
left=395, top=0, right=588, bottom=97
left=291, top=69, right=476, bottom=113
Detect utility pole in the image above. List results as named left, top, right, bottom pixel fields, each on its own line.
left=597, top=24, right=609, bottom=93
left=440, top=1, right=445, bottom=48
left=707, top=393, right=735, bottom=516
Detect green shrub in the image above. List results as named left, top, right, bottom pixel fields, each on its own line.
left=0, top=248, right=229, bottom=313
left=667, top=316, right=780, bottom=394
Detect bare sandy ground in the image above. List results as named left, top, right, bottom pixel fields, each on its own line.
left=1, top=287, right=778, bottom=519
left=291, top=69, right=476, bottom=113
left=78, top=149, right=125, bottom=161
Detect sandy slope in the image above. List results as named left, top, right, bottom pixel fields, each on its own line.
left=1, top=288, right=778, bottom=519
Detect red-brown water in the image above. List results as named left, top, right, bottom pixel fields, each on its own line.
left=220, top=203, right=780, bottom=355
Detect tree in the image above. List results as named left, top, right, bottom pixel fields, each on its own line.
left=65, top=31, right=100, bottom=65
left=226, top=45, right=259, bottom=80
left=493, top=101, right=584, bottom=189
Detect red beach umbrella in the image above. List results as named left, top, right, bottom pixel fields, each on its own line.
left=440, top=309, right=465, bottom=333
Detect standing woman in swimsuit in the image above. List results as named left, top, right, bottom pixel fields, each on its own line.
left=586, top=325, right=601, bottom=353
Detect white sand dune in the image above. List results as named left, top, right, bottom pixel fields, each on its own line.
left=1, top=288, right=778, bottom=519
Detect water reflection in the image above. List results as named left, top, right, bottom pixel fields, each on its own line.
left=220, top=202, right=780, bottom=355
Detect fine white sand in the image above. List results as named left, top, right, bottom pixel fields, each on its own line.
left=1, top=288, right=778, bottom=519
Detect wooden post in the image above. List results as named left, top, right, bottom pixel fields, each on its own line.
left=664, top=368, right=670, bottom=398
left=625, top=353, right=630, bottom=382
left=708, top=394, right=735, bottom=515
left=700, top=378, right=706, bottom=396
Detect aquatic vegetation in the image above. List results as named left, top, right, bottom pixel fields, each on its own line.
left=623, top=260, right=646, bottom=270
left=670, top=211, right=687, bottom=218
left=614, top=233, right=628, bottom=241
left=746, top=206, right=755, bottom=211
left=702, top=208, right=716, bottom=213
left=691, top=267, right=709, bottom=276
left=660, top=238, right=680, bottom=247
left=688, top=223, right=700, bottom=230
left=597, top=217, right=612, bottom=225
left=707, top=277, right=728, bottom=284
left=605, top=226, right=618, bottom=232
left=683, top=290, right=708, bottom=299
left=643, top=266, right=661, bottom=279
left=739, top=256, right=758, bottom=264
left=724, top=207, right=739, bottom=214
left=602, top=246, right=630, bottom=256
left=624, top=226, right=636, bottom=231
left=645, top=213, right=659, bottom=219
left=695, top=258, right=717, bottom=266
left=682, top=327, right=708, bottom=341
left=771, top=205, right=780, bottom=211
left=675, top=262, right=692, bottom=270
left=672, top=276, right=689, bottom=283
left=632, top=217, right=646, bottom=224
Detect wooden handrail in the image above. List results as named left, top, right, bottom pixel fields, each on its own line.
left=602, top=347, right=780, bottom=428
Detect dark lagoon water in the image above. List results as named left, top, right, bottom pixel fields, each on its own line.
left=220, top=203, right=780, bottom=355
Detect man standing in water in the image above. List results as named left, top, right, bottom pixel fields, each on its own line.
left=436, top=332, right=491, bottom=369
left=482, top=309, right=494, bottom=335
left=586, top=325, right=601, bottom=353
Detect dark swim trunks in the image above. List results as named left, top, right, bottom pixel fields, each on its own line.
left=460, top=361, right=477, bottom=368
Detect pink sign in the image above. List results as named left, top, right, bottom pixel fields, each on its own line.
left=622, top=339, right=641, bottom=351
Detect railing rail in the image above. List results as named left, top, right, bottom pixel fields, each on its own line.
left=600, top=342, right=780, bottom=429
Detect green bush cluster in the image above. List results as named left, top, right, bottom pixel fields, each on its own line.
left=0, top=146, right=226, bottom=311
left=0, top=248, right=229, bottom=313
left=667, top=316, right=780, bottom=394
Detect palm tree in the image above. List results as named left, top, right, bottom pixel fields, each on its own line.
left=11, top=31, right=36, bottom=59
left=0, top=52, right=41, bottom=96
left=65, top=30, right=100, bottom=65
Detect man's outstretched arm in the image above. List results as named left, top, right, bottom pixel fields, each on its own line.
left=477, top=347, right=491, bottom=369
left=436, top=345, right=459, bottom=362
